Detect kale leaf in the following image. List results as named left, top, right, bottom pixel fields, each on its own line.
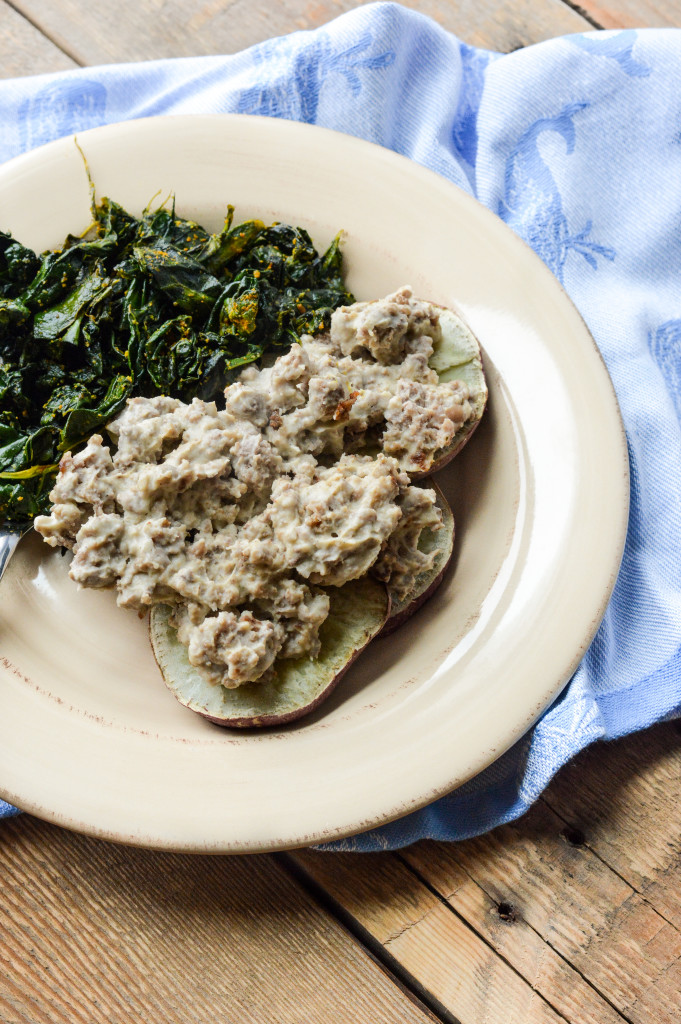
left=0, top=199, right=353, bottom=529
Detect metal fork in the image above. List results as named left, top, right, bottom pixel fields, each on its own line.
left=0, top=526, right=30, bottom=582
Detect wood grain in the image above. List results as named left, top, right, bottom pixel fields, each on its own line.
left=0, top=815, right=434, bottom=1024
left=399, top=726, right=681, bottom=1024
left=0, top=2, right=77, bottom=78
left=543, top=720, right=681, bottom=930
left=293, top=846, right=623, bottom=1024
left=9, top=0, right=593, bottom=65
left=2, top=5, right=681, bottom=1024
left=572, top=0, right=681, bottom=29
left=293, top=722, right=681, bottom=1024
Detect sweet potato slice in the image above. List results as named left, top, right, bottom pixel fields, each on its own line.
left=382, top=483, right=454, bottom=635
left=149, top=576, right=389, bottom=728
left=414, top=303, right=488, bottom=478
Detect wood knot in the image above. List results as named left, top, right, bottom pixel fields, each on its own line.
left=497, top=901, right=516, bottom=922
left=560, top=825, right=586, bottom=847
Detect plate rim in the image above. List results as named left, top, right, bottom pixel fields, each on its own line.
left=0, top=113, right=630, bottom=852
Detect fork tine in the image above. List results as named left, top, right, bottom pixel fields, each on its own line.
left=0, top=530, right=23, bottom=581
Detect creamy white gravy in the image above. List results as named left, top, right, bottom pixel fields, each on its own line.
left=35, top=288, right=474, bottom=687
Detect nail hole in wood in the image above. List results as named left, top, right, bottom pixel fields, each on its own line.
left=561, top=825, right=586, bottom=847
left=497, top=901, right=516, bottom=921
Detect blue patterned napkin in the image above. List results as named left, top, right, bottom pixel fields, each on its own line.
left=2, top=3, right=680, bottom=849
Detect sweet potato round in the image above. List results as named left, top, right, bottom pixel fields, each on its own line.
left=382, top=483, right=454, bottom=636
left=150, top=575, right=389, bottom=728
left=411, top=302, right=488, bottom=479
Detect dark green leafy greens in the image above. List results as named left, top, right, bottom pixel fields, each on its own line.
left=0, top=199, right=353, bottom=528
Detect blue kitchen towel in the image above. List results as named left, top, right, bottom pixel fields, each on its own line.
left=1, top=3, right=681, bottom=848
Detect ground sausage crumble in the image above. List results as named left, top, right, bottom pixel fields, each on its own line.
left=35, top=288, right=476, bottom=687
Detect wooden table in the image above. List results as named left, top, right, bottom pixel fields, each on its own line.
left=1, top=3, right=680, bottom=1021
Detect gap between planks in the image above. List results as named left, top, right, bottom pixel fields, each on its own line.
left=539, top=795, right=681, bottom=935
left=0, top=0, right=78, bottom=78
left=401, top=741, right=681, bottom=1023
left=540, top=719, right=681, bottom=932
left=396, top=847, right=633, bottom=1024
left=6, top=0, right=597, bottom=67
left=3, top=0, right=83, bottom=66
left=0, top=815, right=439, bottom=1024
left=558, top=0, right=602, bottom=28
left=291, top=844, right=621, bottom=1024
left=291, top=722, right=681, bottom=1024
left=278, top=851, right=464, bottom=1024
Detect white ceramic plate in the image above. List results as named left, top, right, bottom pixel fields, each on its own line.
left=0, top=115, right=628, bottom=851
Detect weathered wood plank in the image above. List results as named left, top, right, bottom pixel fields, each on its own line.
left=399, top=850, right=627, bottom=1024
left=0, top=2, right=77, bottom=79
left=542, top=721, right=681, bottom=931
left=296, top=723, right=681, bottom=1024
left=571, top=0, right=681, bottom=29
left=401, top=792, right=681, bottom=1022
left=10, top=0, right=593, bottom=65
left=0, top=815, right=434, bottom=1024
left=293, top=847, right=602, bottom=1024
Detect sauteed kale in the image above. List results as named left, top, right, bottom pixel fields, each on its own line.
left=0, top=198, right=353, bottom=528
